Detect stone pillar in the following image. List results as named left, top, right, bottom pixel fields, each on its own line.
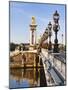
left=29, top=16, right=37, bottom=50
left=34, top=54, right=36, bottom=67
left=30, top=30, right=32, bottom=45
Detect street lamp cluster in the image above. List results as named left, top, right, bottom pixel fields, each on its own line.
left=39, top=10, right=60, bottom=53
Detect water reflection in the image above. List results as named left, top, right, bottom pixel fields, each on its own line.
left=9, top=68, right=47, bottom=88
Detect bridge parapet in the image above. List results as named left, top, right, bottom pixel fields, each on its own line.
left=40, top=48, right=66, bottom=86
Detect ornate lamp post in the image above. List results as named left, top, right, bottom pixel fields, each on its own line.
left=62, top=34, right=63, bottom=51
left=48, top=22, right=52, bottom=50
left=53, top=10, right=60, bottom=53
left=44, top=28, right=48, bottom=39
left=45, top=28, right=48, bottom=34
left=44, top=28, right=48, bottom=49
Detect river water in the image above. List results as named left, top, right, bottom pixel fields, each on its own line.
left=9, top=67, right=47, bottom=89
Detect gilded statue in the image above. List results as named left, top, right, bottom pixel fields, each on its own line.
left=32, top=16, right=35, bottom=24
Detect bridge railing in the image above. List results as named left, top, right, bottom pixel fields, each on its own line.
left=40, top=48, right=66, bottom=86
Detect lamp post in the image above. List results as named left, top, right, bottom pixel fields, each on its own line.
left=62, top=34, right=63, bottom=51
left=45, top=28, right=48, bottom=34
left=48, top=22, right=52, bottom=50
left=44, top=28, right=48, bottom=49
left=53, top=10, right=60, bottom=53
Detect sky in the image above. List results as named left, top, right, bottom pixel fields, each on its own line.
left=10, top=1, right=66, bottom=45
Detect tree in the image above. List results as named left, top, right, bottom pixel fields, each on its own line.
left=10, top=43, right=19, bottom=51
